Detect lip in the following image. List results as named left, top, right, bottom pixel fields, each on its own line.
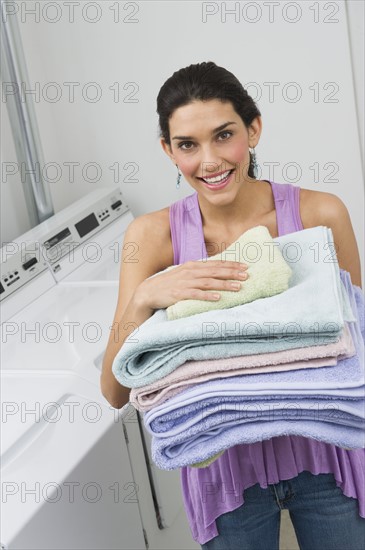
left=199, top=170, right=234, bottom=191
left=200, top=169, right=233, bottom=179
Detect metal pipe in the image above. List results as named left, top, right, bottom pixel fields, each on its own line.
left=1, top=1, right=54, bottom=226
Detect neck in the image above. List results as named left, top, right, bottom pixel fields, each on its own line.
left=197, top=179, right=271, bottom=229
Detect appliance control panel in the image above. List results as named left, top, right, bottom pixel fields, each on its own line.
left=0, top=188, right=131, bottom=303
left=0, top=241, right=50, bottom=301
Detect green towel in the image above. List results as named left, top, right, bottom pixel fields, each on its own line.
left=190, top=451, right=225, bottom=468
left=166, top=225, right=293, bottom=321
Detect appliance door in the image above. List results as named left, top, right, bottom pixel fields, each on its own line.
left=1, top=372, right=147, bottom=550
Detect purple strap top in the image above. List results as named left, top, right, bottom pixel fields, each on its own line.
left=170, top=180, right=303, bottom=264
left=168, top=181, right=365, bottom=545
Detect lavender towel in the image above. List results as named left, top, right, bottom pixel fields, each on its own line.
left=112, top=227, right=354, bottom=389
left=151, top=421, right=365, bottom=470
left=146, top=397, right=365, bottom=437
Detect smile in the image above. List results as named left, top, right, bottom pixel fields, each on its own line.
left=198, top=169, right=235, bottom=190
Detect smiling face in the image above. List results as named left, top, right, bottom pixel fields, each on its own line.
left=161, top=99, right=262, bottom=204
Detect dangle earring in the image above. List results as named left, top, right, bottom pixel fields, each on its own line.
left=175, top=164, right=182, bottom=189
left=249, top=146, right=258, bottom=178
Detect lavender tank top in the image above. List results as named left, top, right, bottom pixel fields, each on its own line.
left=168, top=180, right=365, bottom=546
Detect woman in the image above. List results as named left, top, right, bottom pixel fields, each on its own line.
left=101, top=62, right=364, bottom=549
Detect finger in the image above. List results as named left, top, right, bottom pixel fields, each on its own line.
left=172, top=288, right=223, bottom=302
left=197, top=277, right=245, bottom=291
left=180, top=263, right=248, bottom=280
left=199, top=260, right=248, bottom=269
left=198, top=267, right=249, bottom=281
left=184, top=260, right=248, bottom=270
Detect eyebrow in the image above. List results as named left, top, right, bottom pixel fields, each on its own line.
left=172, top=121, right=237, bottom=141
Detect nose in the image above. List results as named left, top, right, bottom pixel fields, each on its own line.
left=198, top=147, right=229, bottom=176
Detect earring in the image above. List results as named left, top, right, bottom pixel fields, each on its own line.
left=249, top=147, right=258, bottom=177
left=175, top=164, right=182, bottom=189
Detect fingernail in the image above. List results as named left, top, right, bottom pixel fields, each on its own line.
left=231, top=282, right=241, bottom=289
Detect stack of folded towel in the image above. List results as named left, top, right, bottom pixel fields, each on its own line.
left=112, top=226, right=364, bottom=470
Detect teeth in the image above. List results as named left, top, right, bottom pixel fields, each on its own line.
left=203, top=170, right=231, bottom=184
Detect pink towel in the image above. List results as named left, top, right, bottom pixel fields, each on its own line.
left=130, top=324, right=355, bottom=411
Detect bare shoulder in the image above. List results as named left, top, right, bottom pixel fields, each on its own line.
left=299, top=187, right=362, bottom=287
left=299, top=188, right=348, bottom=226
left=124, top=206, right=174, bottom=272
left=111, top=206, right=174, bottom=316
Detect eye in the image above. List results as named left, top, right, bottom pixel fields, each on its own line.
left=218, top=130, right=233, bottom=140
left=177, top=131, right=233, bottom=151
left=177, top=141, right=193, bottom=150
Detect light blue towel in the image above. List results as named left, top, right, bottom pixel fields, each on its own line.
left=112, top=226, right=354, bottom=388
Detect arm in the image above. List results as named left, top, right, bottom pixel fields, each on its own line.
left=100, top=212, right=173, bottom=409
left=301, top=190, right=362, bottom=288
left=101, top=208, right=250, bottom=409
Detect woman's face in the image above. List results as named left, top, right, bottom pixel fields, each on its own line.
left=161, top=99, right=262, bottom=203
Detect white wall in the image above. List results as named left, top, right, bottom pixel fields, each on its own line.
left=1, top=0, right=364, bottom=283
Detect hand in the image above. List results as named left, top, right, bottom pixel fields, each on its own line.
left=134, top=260, right=249, bottom=311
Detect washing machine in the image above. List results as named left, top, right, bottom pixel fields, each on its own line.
left=0, top=239, right=147, bottom=549
left=0, top=187, right=198, bottom=550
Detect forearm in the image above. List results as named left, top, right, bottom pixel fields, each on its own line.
left=100, top=294, right=154, bottom=409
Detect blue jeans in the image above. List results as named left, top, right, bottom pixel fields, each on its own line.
left=201, top=471, right=365, bottom=550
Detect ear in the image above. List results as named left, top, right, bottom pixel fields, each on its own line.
left=160, top=138, right=176, bottom=164
left=248, top=116, right=262, bottom=147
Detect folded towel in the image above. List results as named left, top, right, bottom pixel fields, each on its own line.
left=130, top=323, right=355, bottom=411
left=112, top=227, right=353, bottom=388
left=145, top=396, right=365, bottom=437
left=165, top=225, right=293, bottom=320
left=131, top=357, right=338, bottom=412
left=146, top=397, right=365, bottom=439
left=151, top=419, right=365, bottom=470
